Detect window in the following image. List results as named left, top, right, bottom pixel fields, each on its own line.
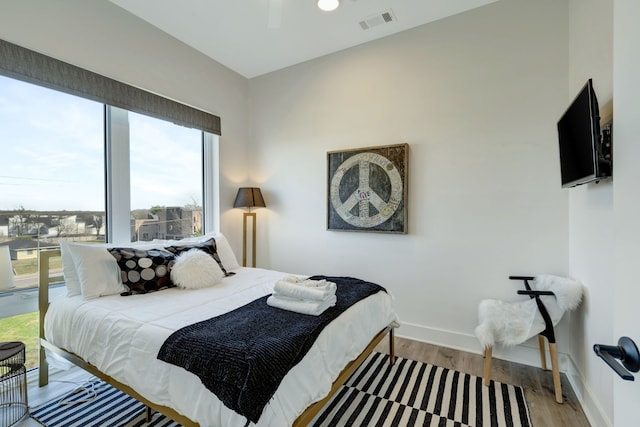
left=0, top=40, right=221, bottom=372
left=0, top=75, right=105, bottom=368
left=0, top=72, right=220, bottom=370
left=0, top=74, right=105, bottom=276
left=129, top=112, right=203, bottom=242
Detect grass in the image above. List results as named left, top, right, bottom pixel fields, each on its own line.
left=12, top=256, right=63, bottom=275
left=1, top=246, right=98, bottom=369
left=10, top=253, right=63, bottom=288
left=1, top=247, right=93, bottom=369
left=0, top=311, right=39, bottom=369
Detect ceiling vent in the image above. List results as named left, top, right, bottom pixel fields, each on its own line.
left=358, top=9, right=396, bottom=31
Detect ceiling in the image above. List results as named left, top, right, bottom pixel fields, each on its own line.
left=109, top=0, right=498, bottom=79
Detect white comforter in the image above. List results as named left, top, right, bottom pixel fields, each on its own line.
left=44, top=267, right=398, bottom=427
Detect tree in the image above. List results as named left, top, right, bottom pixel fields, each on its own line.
left=93, top=215, right=104, bottom=236
left=149, top=205, right=165, bottom=215
left=12, top=205, right=34, bottom=235
left=55, top=216, right=74, bottom=237
left=183, top=196, right=202, bottom=212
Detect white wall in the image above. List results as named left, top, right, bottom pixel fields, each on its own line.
left=0, top=0, right=249, bottom=247
left=566, top=0, right=615, bottom=425
left=566, top=0, right=614, bottom=425
left=612, top=0, right=640, bottom=425
left=249, top=0, right=570, bottom=358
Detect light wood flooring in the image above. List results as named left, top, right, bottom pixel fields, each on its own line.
left=375, top=336, right=591, bottom=427
left=18, top=337, right=590, bottom=426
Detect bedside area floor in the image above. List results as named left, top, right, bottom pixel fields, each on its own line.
left=18, top=337, right=590, bottom=426
left=374, top=337, right=591, bottom=427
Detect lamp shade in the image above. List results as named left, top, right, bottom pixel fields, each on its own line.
left=233, top=187, right=266, bottom=209
left=0, top=245, right=16, bottom=290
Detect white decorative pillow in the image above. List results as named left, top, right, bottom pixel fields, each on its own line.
left=59, top=240, right=81, bottom=297
left=153, top=233, right=215, bottom=246
left=171, top=249, right=225, bottom=290
left=153, top=232, right=240, bottom=272
left=67, top=243, right=126, bottom=300
left=213, top=233, right=240, bottom=271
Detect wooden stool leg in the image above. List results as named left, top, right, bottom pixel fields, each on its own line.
left=549, top=343, right=563, bottom=403
left=146, top=406, right=152, bottom=423
left=538, top=335, right=548, bottom=370
left=483, top=346, right=493, bottom=386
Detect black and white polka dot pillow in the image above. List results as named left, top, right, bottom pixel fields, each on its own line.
left=108, top=247, right=176, bottom=295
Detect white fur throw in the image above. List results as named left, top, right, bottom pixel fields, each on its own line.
left=532, top=274, right=583, bottom=312
left=475, top=275, right=584, bottom=349
left=475, top=299, right=538, bottom=348
left=171, top=249, right=225, bottom=290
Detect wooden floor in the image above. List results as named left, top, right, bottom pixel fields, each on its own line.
left=375, top=336, right=591, bottom=427
left=19, top=336, right=590, bottom=426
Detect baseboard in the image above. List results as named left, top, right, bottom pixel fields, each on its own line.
left=564, top=356, right=613, bottom=427
left=396, top=322, right=612, bottom=427
left=396, top=321, right=570, bottom=370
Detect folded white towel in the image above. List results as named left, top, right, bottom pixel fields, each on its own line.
left=281, top=275, right=333, bottom=289
left=273, top=279, right=336, bottom=301
left=267, top=294, right=337, bottom=316
left=281, top=275, right=306, bottom=283
left=299, top=279, right=334, bottom=289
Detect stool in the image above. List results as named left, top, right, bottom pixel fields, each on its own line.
left=1, top=342, right=29, bottom=426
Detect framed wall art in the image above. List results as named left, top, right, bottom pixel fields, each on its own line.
left=327, top=143, right=408, bottom=234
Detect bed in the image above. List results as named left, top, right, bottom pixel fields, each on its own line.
left=37, top=234, right=398, bottom=427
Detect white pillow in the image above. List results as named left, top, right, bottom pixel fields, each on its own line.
left=153, top=232, right=240, bottom=271
left=213, top=233, right=240, bottom=271
left=170, top=249, right=225, bottom=289
left=59, top=240, right=81, bottom=297
left=67, top=243, right=126, bottom=300
left=152, top=233, right=215, bottom=246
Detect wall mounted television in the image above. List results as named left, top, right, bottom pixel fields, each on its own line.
left=557, top=78, right=612, bottom=188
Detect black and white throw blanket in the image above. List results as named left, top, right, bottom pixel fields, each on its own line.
left=157, top=276, right=386, bottom=424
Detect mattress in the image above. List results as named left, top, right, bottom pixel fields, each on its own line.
left=44, top=267, right=398, bottom=426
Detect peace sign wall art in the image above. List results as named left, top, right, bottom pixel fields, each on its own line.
left=327, top=143, right=408, bottom=234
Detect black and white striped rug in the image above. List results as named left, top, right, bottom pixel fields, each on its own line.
left=31, top=352, right=531, bottom=427
left=310, top=352, right=531, bottom=427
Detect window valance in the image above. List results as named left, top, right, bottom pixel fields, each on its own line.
left=0, top=38, right=221, bottom=135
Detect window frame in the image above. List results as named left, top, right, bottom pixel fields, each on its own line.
left=0, top=39, right=221, bottom=374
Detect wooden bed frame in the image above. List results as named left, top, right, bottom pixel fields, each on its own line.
left=38, top=249, right=396, bottom=426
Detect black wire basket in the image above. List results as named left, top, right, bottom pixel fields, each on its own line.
left=1, top=342, right=29, bottom=427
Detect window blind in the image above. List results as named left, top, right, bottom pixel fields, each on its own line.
left=0, top=38, right=221, bottom=135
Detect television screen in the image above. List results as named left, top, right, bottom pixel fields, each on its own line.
left=557, top=79, right=610, bottom=188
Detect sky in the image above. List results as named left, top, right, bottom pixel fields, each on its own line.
left=0, top=75, right=202, bottom=212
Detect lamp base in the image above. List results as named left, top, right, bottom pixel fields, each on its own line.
left=242, top=212, right=257, bottom=267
